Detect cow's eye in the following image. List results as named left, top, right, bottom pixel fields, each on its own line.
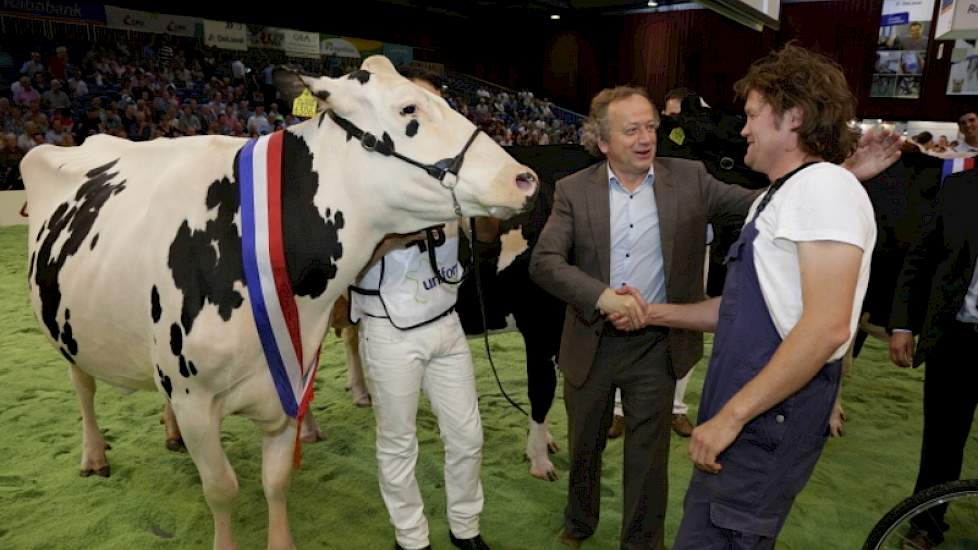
left=400, top=105, right=417, bottom=116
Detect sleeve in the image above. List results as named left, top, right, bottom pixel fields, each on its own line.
left=772, top=168, right=874, bottom=250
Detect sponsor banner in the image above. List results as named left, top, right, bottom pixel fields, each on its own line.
left=320, top=36, right=361, bottom=58
left=104, top=6, right=198, bottom=37
left=0, top=190, right=28, bottom=227
left=282, top=29, right=319, bottom=59
left=204, top=19, right=247, bottom=51
left=248, top=25, right=285, bottom=50
left=0, top=0, right=105, bottom=23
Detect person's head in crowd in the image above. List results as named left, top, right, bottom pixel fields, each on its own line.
left=56, top=46, right=67, bottom=59
left=580, top=86, right=658, bottom=179
left=397, top=66, right=445, bottom=97
left=938, top=134, right=950, bottom=147
left=49, top=79, right=62, bottom=90
left=733, top=42, right=858, bottom=177
left=18, top=76, right=30, bottom=90
left=957, top=111, right=978, bottom=146
left=913, top=131, right=933, bottom=148
left=31, top=132, right=44, bottom=145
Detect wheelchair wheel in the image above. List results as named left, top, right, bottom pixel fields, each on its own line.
left=864, top=479, right=978, bottom=549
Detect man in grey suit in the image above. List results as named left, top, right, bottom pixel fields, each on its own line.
left=529, top=86, right=758, bottom=549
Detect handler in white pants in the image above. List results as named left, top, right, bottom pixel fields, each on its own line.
left=348, top=63, right=489, bottom=550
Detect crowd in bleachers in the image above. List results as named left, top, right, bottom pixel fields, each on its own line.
left=0, top=34, right=581, bottom=190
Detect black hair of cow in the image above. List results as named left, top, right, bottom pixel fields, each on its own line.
left=280, top=131, right=345, bottom=299
left=156, top=365, right=172, bottom=399
left=151, top=285, right=162, bottom=323
left=33, top=159, right=125, bottom=350
left=347, top=70, right=371, bottom=84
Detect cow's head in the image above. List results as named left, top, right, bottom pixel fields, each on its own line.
left=274, top=56, right=538, bottom=229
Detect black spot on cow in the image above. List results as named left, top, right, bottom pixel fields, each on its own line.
left=28, top=252, right=35, bottom=279
left=61, top=309, right=78, bottom=356
left=406, top=120, right=419, bottom=138
left=281, top=131, right=345, bottom=298
left=185, top=388, right=189, bottom=394
left=89, top=234, right=98, bottom=250
left=381, top=132, right=394, bottom=152
left=156, top=365, right=172, bottom=399
left=314, top=90, right=330, bottom=101
left=188, top=360, right=197, bottom=376
left=59, top=347, right=75, bottom=364
left=151, top=286, right=162, bottom=324
left=167, top=172, right=244, bottom=335
left=318, top=111, right=327, bottom=128
left=169, top=323, right=182, bottom=356
left=34, top=159, right=125, bottom=343
left=347, top=70, right=370, bottom=84
left=178, top=355, right=189, bottom=378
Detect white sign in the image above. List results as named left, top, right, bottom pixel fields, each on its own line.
left=282, top=29, right=320, bottom=59
left=104, top=6, right=198, bottom=37
left=0, top=191, right=28, bottom=227
left=204, top=19, right=247, bottom=51
left=936, top=0, right=978, bottom=40
left=320, top=37, right=361, bottom=58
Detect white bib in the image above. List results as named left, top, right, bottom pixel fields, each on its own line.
left=351, top=223, right=462, bottom=329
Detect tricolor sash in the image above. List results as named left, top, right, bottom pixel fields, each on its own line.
left=239, top=131, right=318, bottom=423
left=942, top=156, right=976, bottom=183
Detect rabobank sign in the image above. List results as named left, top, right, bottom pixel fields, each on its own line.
left=0, top=0, right=103, bottom=22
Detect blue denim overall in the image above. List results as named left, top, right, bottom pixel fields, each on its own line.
left=674, top=166, right=843, bottom=549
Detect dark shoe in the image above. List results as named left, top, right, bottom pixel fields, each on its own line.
left=672, top=413, right=694, bottom=438
left=394, top=543, right=431, bottom=550
left=558, top=530, right=584, bottom=549
left=901, top=528, right=938, bottom=550
left=450, top=532, right=490, bottom=550
left=607, top=414, right=625, bottom=439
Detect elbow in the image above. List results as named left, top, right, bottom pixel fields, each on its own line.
left=827, top=324, right=851, bottom=352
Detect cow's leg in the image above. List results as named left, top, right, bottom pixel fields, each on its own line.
left=162, top=402, right=185, bottom=451
left=299, top=410, right=324, bottom=443
left=522, top=327, right=560, bottom=481
left=342, top=325, right=370, bottom=407
left=69, top=365, right=111, bottom=477
left=261, top=421, right=298, bottom=550
left=172, top=403, right=239, bottom=550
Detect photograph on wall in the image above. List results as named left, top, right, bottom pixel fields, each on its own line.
left=872, top=0, right=935, bottom=98
left=946, top=39, right=978, bottom=95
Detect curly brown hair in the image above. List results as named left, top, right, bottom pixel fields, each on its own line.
left=734, top=42, right=858, bottom=164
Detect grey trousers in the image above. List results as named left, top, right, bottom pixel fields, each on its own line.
left=563, top=327, right=675, bottom=550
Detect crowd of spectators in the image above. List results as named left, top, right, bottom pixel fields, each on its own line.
left=0, top=34, right=582, bottom=190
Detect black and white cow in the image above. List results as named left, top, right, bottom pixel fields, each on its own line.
left=21, top=55, right=537, bottom=550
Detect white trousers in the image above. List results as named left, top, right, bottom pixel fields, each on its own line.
left=360, top=312, right=484, bottom=549
left=613, top=367, right=693, bottom=416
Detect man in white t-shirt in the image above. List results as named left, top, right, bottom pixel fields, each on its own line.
left=349, top=69, right=490, bottom=550
left=610, top=44, right=899, bottom=547
left=952, top=111, right=978, bottom=153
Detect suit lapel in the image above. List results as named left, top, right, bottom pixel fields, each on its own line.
left=587, top=162, right=611, bottom=284
left=653, top=160, right=677, bottom=290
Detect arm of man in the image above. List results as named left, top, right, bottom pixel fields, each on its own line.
left=610, top=289, right=721, bottom=333
left=889, top=183, right=946, bottom=367
left=701, top=163, right=761, bottom=227
left=842, top=127, right=903, bottom=182
left=688, top=239, right=862, bottom=473
left=530, top=178, right=645, bottom=324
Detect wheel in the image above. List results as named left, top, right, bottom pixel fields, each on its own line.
left=864, top=479, right=978, bottom=549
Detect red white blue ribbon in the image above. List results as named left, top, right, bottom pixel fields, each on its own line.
left=942, top=156, right=976, bottom=183
left=239, top=131, right=317, bottom=420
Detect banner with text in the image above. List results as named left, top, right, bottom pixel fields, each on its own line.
left=104, top=6, right=197, bottom=37
left=204, top=19, right=247, bottom=51
left=0, top=0, right=105, bottom=23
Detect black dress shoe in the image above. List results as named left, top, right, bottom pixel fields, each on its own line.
left=450, top=532, right=491, bottom=550
left=394, top=542, right=431, bottom=550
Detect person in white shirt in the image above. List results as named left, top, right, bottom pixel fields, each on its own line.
left=350, top=68, right=490, bottom=550
left=952, top=111, right=978, bottom=153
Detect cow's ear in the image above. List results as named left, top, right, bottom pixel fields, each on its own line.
left=361, top=55, right=396, bottom=76
left=273, top=65, right=313, bottom=106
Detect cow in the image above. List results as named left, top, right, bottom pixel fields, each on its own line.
left=21, top=55, right=537, bottom=550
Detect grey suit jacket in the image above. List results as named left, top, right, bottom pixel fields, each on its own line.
left=529, top=157, right=760, bottom=387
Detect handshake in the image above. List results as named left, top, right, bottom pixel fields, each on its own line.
left=597, top=286, right=659, bottom=332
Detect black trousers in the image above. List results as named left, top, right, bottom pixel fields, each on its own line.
left=563, top=326, right=674, bottom=550
left=912, top=322, right=978, bottom=539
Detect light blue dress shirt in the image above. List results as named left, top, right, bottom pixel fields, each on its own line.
left=608, top=165, right=667, bottom=305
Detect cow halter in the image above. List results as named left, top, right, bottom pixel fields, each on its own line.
left=327, top=110, right=481, bottom=219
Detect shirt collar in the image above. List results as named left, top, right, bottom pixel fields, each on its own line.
left=607, top=163, right=655, bottom=191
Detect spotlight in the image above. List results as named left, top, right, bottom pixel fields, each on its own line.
left=551, top=14, right=560, bottom=20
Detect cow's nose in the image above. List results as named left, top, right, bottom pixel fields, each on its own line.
left=516, top=170, right=538, bottom=195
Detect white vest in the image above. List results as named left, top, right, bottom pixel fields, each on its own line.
left=350, top=223, right=462, bottom=329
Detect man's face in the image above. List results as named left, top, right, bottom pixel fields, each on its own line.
left=958, top=112, right=978, bottom=143
left=664, top=98, right=682, bottom=116
left=741, top=90, right=795, bottom=175
left=909, top=23, right=923, bottom=40
left=598, top=94, right=658, bottom=178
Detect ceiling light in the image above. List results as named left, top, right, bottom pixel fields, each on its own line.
left=551, top=14, right=560, bottom=20
left=648, top=1, right=658, bottom=6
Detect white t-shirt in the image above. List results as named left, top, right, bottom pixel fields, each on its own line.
left=745, top=163, right=876, bottom=361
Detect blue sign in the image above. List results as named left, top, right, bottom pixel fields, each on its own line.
left=0, top=1, right=106, bottom=23
left=881, top=12, right=910, bottom=26
left=383, top=43, right=414, bottom=67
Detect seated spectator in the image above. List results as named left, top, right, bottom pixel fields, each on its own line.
left=129, top=111, right=153, bottom=141
left=42, top=80, right=71, bottom=112
left=20, top=51, right=43, bottom=78
left=247, top=105, right=272, bottom=135
left=12, top=77, right=40, bottom=106
left=45, top=119, right=70, bottom=146
left=102, top=108, right=124, bottom=133
left=177, top=105, right=202, bottom=134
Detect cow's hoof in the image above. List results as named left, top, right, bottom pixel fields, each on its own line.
left=165, top=437, right=186, bottom=452
left=529, top=461, right=559, bottom=482
left=80, top=465, right=111, bottom=478
left=547, top=440, right=559, bottom=454
left=300, top=431, right=325, bottom=444
left=104, top=442, right=112, bottom=450
left=353, top=394, right=372, bottom=408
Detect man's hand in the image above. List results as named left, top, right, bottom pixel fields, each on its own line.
left=597, top=287, right=646, bottom=331
left=889, top=330, right=915, bottom=368
left=843, top=127, right=902, bottom=182
left=609, top=286, right=656, bottom=331
left=687, top=410, right=744, bottom=474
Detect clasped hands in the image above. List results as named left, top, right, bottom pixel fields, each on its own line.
left=597, top=286, right=655, bottom=331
